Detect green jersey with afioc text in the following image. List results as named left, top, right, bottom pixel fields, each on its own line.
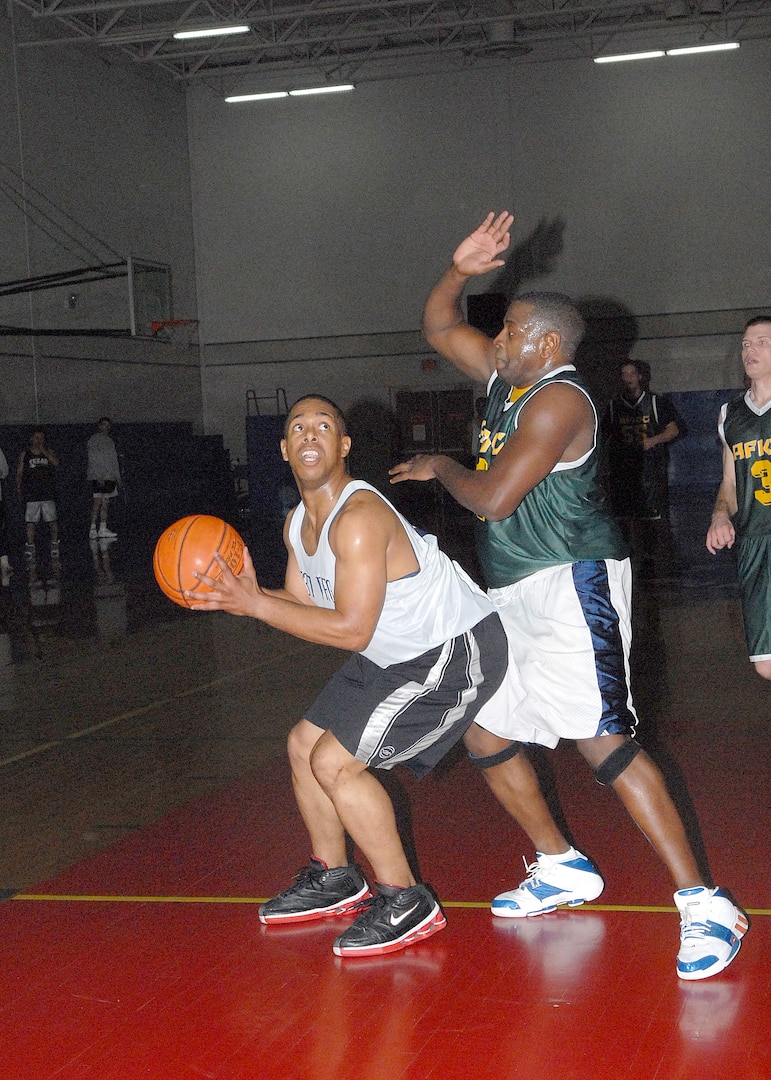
left=719, top=391, right=771, bottom=538
left=475, top=366, right=626, bottom=588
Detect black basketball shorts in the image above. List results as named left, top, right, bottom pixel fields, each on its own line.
left=306, top=612, right=507, bottom=778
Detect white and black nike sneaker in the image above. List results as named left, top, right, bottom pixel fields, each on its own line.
left=333, top=882, right=446, bottom=957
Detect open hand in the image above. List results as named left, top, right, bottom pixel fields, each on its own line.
left=185, top=546, right=262, bottom=615
left=388, top=455, right=439, bottom=484
left=453, top=211, right=514, bottom=276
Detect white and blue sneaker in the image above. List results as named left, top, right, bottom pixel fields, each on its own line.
left=675, top=886, right=748, bottom=981
left=491, top=849, right=605, bottom=918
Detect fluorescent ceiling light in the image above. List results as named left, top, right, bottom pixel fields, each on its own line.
left=225, top=83, right=354, bottom=102
left=594, top=51, right=666, bottom=63
left=288, top=84, right=355, bottom=96
left=226, top=91, right=289, bottom=102
left=666, top=42, right=740, bottom=55
left=174, top=25, right=250, bottom=40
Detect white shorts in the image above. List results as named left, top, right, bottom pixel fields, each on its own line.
left=25, top=500, right=57, bottom=524
left=474, top=559, right=638, bottom=748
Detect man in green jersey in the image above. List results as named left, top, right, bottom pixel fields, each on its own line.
left=707, top=316, right=771, bottom=681
left=390, top=212, right=747, bottom=981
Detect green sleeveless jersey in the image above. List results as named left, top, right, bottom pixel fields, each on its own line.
left=719, top=392, right=771, bottom=539
left=475, top=366, right=626, bottom=588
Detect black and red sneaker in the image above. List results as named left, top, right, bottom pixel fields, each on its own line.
left=333, top=882, right=446, bottom=956
left=259, top=858, right=372, bottom=924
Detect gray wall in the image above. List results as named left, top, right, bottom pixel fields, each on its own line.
left=188, top=44, right=770, bottom=461
left=1, top=9, right=769, bottom=464
left=0, top=7, right=201, bottom=428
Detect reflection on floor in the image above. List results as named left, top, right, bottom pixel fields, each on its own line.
left=1, top=521, right=769, bottom=1079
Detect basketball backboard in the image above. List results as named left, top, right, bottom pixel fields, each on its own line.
left=128, top=258, right=172, bottom=336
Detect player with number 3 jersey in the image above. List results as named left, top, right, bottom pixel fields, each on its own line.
left=707, top=315, right=771, bottom=680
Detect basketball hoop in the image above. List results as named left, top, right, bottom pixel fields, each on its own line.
left=150, top=319, right=199, bottom=347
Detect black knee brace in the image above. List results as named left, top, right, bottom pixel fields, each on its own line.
left=469, top=741, right=523, bottom=770
left=594, top=739, right=642, bottom=786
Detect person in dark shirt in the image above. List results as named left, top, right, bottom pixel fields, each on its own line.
left=602, top=359, right=681, bottom=573
left=17, top=428, right=60, bottom=569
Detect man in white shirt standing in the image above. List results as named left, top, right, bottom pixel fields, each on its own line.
left=87, top=417, right=121, bottom=540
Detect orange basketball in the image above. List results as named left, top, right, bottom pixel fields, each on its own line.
left=153, top=515, right=245, bottom=608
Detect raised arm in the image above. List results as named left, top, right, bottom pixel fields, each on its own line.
left=706, top=441, right=737, bottom=553
left=422, top=211, right=514, bottom=382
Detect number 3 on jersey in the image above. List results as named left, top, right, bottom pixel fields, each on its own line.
left=751, top=459, right=771, bottom=505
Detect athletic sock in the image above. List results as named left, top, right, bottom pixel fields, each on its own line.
left=544, top=846, right=580, bottom=863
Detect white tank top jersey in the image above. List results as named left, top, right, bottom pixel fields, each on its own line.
left=287, top=480, right=493, bottom=667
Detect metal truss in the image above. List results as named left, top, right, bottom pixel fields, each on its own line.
left=9, top=1, right=771, bottom=93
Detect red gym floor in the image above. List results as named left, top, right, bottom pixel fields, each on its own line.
left=1, top=558, right=770, bottom=1079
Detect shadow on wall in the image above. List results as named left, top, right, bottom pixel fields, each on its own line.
left=467, top=215, right=568, bottom=338
left=465, top=212, right=637, bottom=417
left=345, top=397, right=479, bottom=576
left=574, top=296, right=639, bottom=415
left=494, top=215, right=567, bottom=301
left=462, top=216, right=641, bottom=416
left=346, top=398, right=400, bottom=497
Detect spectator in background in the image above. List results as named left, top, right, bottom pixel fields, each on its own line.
left=602, top=359, right=682, bottom=574
left=87, top=417, right=120, bottom=540
left=17, top=428, right=60, bottom=571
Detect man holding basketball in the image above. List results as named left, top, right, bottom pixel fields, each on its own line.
left=192, top=394, right=509, bottom=957
left=388, top=212, right=747, bottom=981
